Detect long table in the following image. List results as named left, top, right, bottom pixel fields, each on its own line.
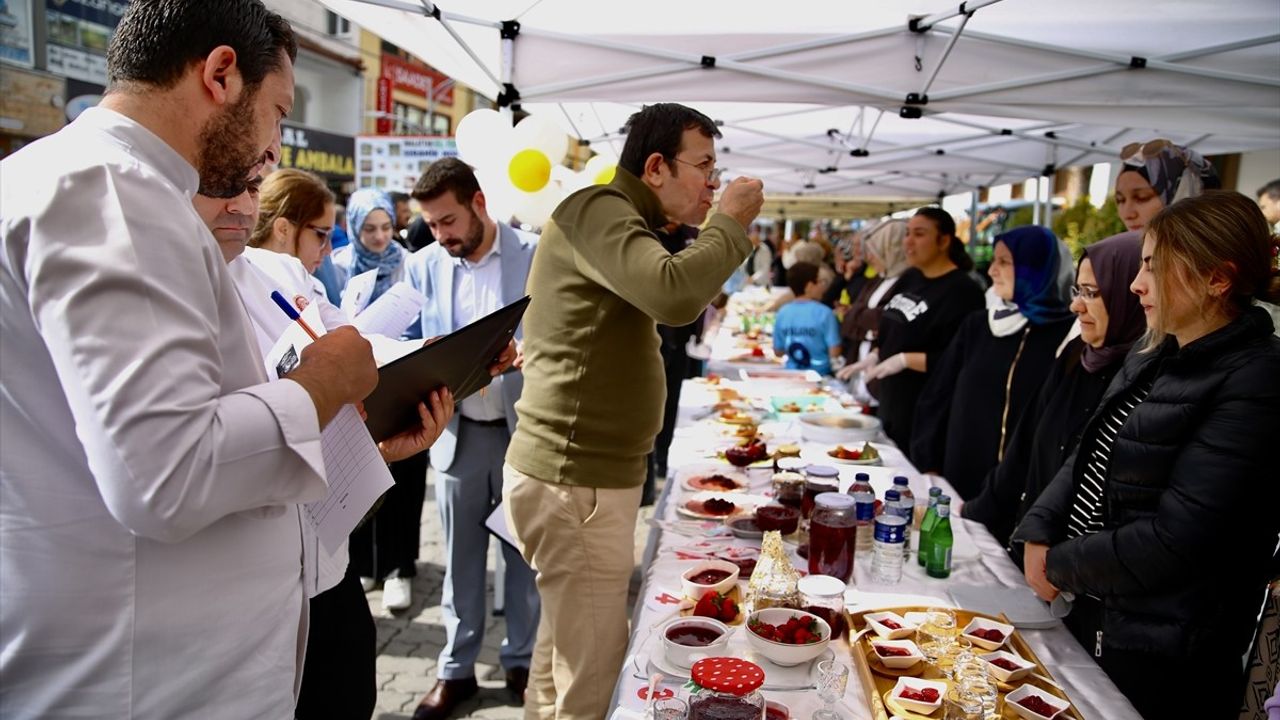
left=609, top=376, right=1143, bottom=720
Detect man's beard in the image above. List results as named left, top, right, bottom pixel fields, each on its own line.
left=196, top=89, right=262, bottom=199
left=444, top=209, right=485, bottom=259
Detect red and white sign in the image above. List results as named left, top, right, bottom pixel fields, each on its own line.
left=381, top=53, right=453, bottom=105
left=375, top=76, right=393, bottom=135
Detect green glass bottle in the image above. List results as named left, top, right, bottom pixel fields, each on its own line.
left=917, top=488, right=942, bottom=567
left=926, top=497, right=953, bottom=579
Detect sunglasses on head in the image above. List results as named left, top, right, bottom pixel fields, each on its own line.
left=1120, top=138, right=1180, bottom=166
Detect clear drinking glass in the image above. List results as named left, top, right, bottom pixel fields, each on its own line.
left=919, top=607, right=958, bottom=666
left=649, top=696, right=689, bottom=720
left=813, top=659, right=850, bottom=720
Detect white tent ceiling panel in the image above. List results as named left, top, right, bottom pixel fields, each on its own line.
left=321, top=0, right=1280, bottom=202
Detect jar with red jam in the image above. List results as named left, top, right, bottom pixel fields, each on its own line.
left=688, top=657, right=767, bottom=720
left=797, top=574, right=848, bottom=639
left=808, top=493, right=857, bottom=582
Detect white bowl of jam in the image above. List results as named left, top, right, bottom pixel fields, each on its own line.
left=661, top=617, right=731, bottom=669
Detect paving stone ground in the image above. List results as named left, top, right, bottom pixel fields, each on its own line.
left=368, top=470, right=659, bottom=719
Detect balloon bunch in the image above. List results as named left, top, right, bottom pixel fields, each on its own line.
left=453, top=109, right=617, bottom=227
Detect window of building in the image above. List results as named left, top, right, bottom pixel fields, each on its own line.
left=326, top=11, right=351, bottom=37
left=392, top=102, right=451, bottom=136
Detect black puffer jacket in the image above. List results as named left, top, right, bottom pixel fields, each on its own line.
left=1013, top=307, right=1280, bottom=662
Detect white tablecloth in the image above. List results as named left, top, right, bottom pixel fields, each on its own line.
left=609, top=378, right=1142, bottom=720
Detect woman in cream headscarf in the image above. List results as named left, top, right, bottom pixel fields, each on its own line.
left=835, top=219, right=909, bottom=400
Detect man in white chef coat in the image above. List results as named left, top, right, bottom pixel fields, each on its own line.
left=0, top=2, right=379, bottom=717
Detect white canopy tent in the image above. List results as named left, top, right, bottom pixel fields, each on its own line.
left=320, top=0, right=1280, bottom=210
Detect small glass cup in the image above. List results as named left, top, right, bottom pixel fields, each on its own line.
left=813, top=660, right=850, bottom=720
left=649, top=696, right=689, bottom=720
left=919, top=607, right=958, bottom=666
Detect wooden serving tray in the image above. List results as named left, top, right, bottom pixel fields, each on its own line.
left=847, top=606, right=1083, bottom=720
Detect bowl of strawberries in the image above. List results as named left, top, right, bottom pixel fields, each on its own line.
left=744, top=608, right=831, bottom=667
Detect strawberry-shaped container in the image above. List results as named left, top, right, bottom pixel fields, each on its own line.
left=688, top=657, right=767, bottom=719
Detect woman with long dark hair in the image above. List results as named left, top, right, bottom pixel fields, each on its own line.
left=850, top=207, right=983, bottom=449
left=1014, top=191, right=1280, bottom=719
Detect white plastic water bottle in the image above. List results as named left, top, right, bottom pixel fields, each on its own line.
left=850, top=472, right=876, bottom=552
left=892, top=476, right=914, bottom=559
left=871, top=489, right=907, bottom=584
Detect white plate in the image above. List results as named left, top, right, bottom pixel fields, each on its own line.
left=635, top=634, right=835, bottom=690
left=674, top=492, right=769, bottom=520
left=681, top=471, right=751, bottom=494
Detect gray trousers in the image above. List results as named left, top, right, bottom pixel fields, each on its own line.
left=433, top=420, right=539, bottom=679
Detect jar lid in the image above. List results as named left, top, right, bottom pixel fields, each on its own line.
left=776, top=458, right=807, bottom=472
left=691, top=656, right=765, bottom=694
left=814, top=492, right=855, bottom=510
left=771, top=470, right=804, bottom=483
left=797, top=574, right=846, bottom=598
left=804, top=464, right=840, bottom=479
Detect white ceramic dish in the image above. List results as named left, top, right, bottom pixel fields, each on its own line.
left=659, top=616, right=731, bottom=669
left=1006, top=684, right=1070, bottom=720
left=744, top=608, right=831, bottom=667
left=980, top=649, right=1034, bottom=683
left=890, top=677, right=947, bottom=715
left=869, top=639, right=924, bottom=670
left=798, top=411, right=881, bottom=444
left=864, top=611, right=916, bottom=640
left=679, top=560, right=740, bottom=599
left=961, top=616, right=1015, bottom=651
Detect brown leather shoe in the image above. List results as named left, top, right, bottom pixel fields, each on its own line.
left=504, top=666, right=529, bottom=703
left=411, top=678, right=479, bottom=720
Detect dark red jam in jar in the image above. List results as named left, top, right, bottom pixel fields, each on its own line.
left=665, top=624, right=722, bottom=647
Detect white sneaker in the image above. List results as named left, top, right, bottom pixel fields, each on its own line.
left=382, top=576, right=412, bottom=611
left=359, top=576, right=375, bottom=593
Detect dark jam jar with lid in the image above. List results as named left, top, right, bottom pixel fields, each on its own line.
left=688, top=657, right=767, bottom=720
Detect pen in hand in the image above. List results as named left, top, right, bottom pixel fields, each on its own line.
left=270, top=291, right=320, bottom=341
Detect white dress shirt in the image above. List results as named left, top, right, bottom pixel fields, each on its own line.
left=453, top=240, right=506, bottom=421
left=0, top=107, right=326, bottom=719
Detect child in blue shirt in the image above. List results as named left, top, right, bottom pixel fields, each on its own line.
left=773, top=262, right=841, bottom=374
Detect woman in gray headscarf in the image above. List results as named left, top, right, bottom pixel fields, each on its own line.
left=1113, top=139, right=1219, bottom=233
left=834, top=219, right=908, bottom=400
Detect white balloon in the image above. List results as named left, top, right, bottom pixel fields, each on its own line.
left=512, top=185, right=564, bottom=228
left=512, top=114, right=570, bottom=165
left=476, top=169, right=518, bottom=225
left=454, top=109, right=513, bottom=172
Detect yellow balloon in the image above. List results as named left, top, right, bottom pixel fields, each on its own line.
left=508, top=149, right=552, bottom=193
left=593, top=163, right=616, bottom=185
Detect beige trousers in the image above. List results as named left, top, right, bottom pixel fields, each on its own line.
left=502, top=463, right=642, bottom=720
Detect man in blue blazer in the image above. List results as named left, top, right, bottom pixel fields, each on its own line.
left=403, top=158, right=540, bottom=719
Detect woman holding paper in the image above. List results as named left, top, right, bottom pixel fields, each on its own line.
left=331, top=188, right=407, bottom=309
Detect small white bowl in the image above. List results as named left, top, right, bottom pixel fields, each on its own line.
left=680, top=560, right=740, bottom=600
left=961, top=616, right=1015, bottom=651
left=870, top=639, right=924, bottom=669
left=890, top=677, right=946, bottom=715
left=1006, top=685, right=1070, bottom=720
left=865, top=611, right=916, bottom=640
left=980, top=649, right=1034, bottom=683
left=744, top=608, right=831, bottom=667
left=660, top=617, right=731, bottom=669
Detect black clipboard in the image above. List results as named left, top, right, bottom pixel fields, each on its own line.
left=363, top=295, right=531, bottom=442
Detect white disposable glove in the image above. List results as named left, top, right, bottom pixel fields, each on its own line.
left=865, top=352, right=908, bottom=381
left=837, top=350, right=878, bottom=381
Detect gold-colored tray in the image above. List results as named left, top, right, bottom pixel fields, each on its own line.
left=848, top=606, right=1083, bottom=720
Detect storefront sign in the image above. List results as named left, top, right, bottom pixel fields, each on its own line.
left=280, top=122, right=355, bottom=182
left=0, top=1, right=36, bottom=67
left=375, top=76, right=393, bottom=135
left=380, top=53, right=453, bottom=105
left=0, top=67, right=66, bottom=138
left=46, top=0, right=129, bottom=85
left=356, top=135, right=458, bottom=194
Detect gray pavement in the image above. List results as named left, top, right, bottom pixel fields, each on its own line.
left=367, top=470, right=657, bottom=719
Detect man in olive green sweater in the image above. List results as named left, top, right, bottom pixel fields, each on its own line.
left=502, top=104, right=763, bottom=719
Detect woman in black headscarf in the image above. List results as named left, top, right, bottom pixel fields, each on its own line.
left=1114, top=139, right=1219, bottom=233
left=961, top=231, right=1146, bottom=556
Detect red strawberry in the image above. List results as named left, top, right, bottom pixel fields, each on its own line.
left=718, top=595, right=738, bottom=622
left=693, top=591, right=718, bottom=618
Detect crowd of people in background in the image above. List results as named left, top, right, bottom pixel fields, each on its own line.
left=1, top=2, right=1278, bottom=719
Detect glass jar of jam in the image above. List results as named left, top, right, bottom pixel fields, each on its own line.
left=770, top=471, right=804, bottom=512
left=808, top=493, right=857, bottom=582
left=689, top=657, right=767, bottom=720
left=801, top=465, right=840, bottom=519
left=797, top=574, right=848, bottom=639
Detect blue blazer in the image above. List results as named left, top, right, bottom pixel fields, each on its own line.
left=403, top=222, right=537, bottom=473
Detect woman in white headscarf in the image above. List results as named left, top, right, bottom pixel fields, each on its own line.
left=835, top=219, right=908, bottom=403
left=331, top=188, right=406, bottom=304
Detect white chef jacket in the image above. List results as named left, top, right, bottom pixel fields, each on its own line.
left=0, top=107, right=327, bottom=719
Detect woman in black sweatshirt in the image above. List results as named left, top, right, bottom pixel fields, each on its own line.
left=855, top=208, right=983, bottom=450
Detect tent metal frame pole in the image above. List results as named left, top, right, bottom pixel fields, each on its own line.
left=910, top=0, right=1005, bottom=32
left=1061, top=128, right=1128, bottom=168
left=721, top=124, right=849, bottom=154
left=857, top=109, right=886, bottom=154
left=731, top=27, right=903, bottom=62
left=930, top=27, right=1280, bottom=94
left=917, top=10, right=973, bottom=98
left=924, top=114, right=1123, bottom=159
left=1032, top=178, right=1042, bottom=224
